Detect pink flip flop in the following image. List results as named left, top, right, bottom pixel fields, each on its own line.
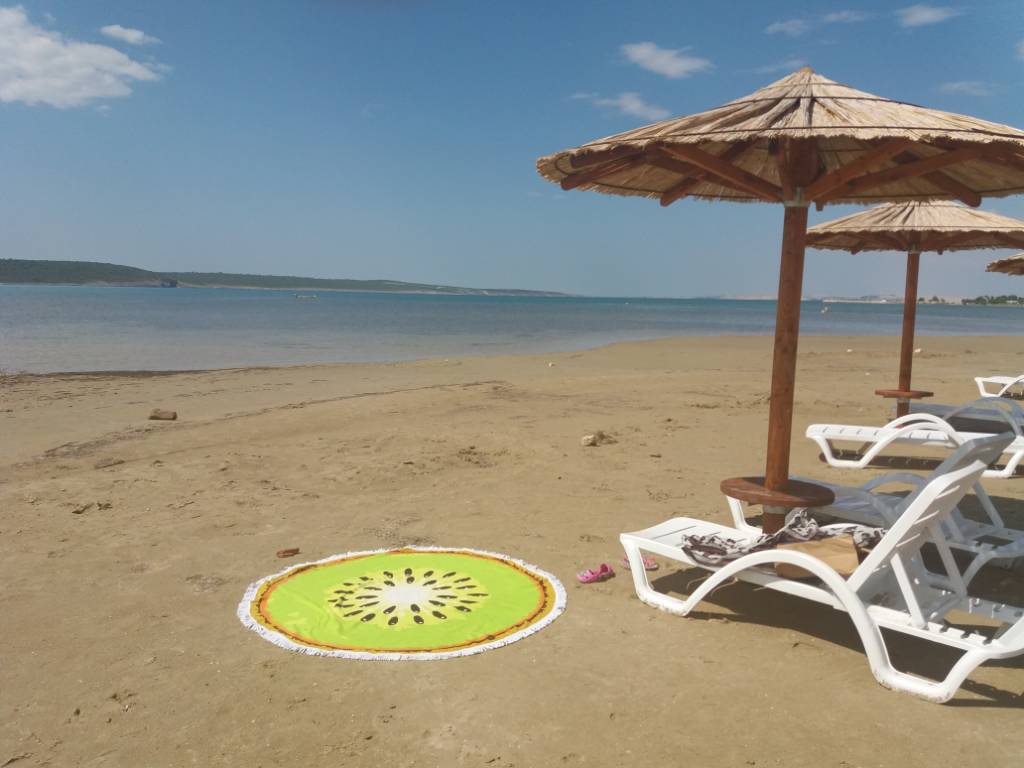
left=622, top=555, right=659, bottom=572
left=576, top=563, right=615, bottom=584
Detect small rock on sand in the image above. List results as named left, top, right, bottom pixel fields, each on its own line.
left=94, top=457, right=125, bottom=469
left=276, top=548, right=301, bottom=558
left=581, top=430, right=615, bottom=447
left=149, top=409, right=178, bottom=421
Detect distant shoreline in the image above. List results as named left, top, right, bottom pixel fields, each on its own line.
left=0, top=280, right=570, bottom=298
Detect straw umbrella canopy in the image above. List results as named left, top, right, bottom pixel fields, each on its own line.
left=988, top=254, right=1024, bottom=275
left=536, top=67, right=1024, bottom=532
left=807, top=201, right=1024, bottom=415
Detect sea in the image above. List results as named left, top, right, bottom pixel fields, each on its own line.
left=1, top=284, right=1021, bottom=374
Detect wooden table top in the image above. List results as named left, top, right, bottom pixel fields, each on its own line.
left=874, top=388, right=934, bottom=399
left=720, top=476, right=835, bottom=508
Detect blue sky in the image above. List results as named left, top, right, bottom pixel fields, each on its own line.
left=2, top=1, right=1024, bottom=297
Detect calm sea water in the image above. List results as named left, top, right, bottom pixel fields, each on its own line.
left=1, top=284, right=1021, bottom=374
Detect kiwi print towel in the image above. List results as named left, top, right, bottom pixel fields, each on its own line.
left=238, top=547, right=566, bottom=659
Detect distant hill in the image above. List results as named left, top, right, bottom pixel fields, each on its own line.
left=0, top=259, right=161, bottom=286
left=0, top=259, right=566, bottom=296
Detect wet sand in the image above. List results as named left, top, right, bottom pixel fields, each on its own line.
left=2, top=335, right=1024, bottom=767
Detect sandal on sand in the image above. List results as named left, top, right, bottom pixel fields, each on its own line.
left=622, top=555, right=659, bottom=572
left=576, top=563, right=614, bottom=584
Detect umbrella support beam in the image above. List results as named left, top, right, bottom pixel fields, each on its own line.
left=762, top=200, right=811, bottom=532
left=896, top=251, right=921, bottom=417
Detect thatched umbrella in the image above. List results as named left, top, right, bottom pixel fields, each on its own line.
left=988, top=253, right=1024, bottom=275
left=536, top=67, right=1024, bottom=532
left=807, top=201, right=1024, bottom=416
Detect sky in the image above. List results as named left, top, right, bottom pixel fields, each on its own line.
left=2, top=1, right=1024, bottom=298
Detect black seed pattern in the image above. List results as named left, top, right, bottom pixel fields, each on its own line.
left=328, top=566, right=487, bottom=628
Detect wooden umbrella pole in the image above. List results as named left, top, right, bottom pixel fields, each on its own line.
left=896, top=251, right=921, bottom=417
left=763, top=201, right=810, bottom=532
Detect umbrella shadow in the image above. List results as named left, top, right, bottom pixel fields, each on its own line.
left=647, top=567, right=1024, bottom=708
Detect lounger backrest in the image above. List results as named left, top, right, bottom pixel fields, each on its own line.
left=846, top=434, right=1014, bottom=613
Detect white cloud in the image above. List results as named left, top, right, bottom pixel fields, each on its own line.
left=822, top=10, right=870, bottom=23
left=897, top=5, right=961, bottom=27
left=765, top=19, right=810, bottom=37
left=0, top=6, right=163, bottom=108
left=753, top=57, right=807, bottom=74
left=621, top=42, right=711, bottom=79
left=100, top=24, right=160, bottom=46
left=939, top=80, right=992, bottom=96
left=574, top=91, right=670, bottom=121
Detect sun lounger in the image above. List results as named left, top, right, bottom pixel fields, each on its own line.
left=779, top=474, right=1022, bottom=584
left=806, top=413, right=1024, bottom=479
left=621, top=434, right=1024, bottom=702
left=976, top=374, right=1024, bottom=399
left=905, top=397, right=1024, bottom=435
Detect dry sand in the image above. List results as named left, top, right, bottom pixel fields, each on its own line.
left=2, top=335, right=1024, bottom=767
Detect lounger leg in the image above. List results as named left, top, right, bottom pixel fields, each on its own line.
left=873, top=650, right=991, bottom=704
left=620, top=538, right=748, bottom=617
left=620, top=539, right=700, bottom=616
left=1002, top=450, right=1024, bottom=478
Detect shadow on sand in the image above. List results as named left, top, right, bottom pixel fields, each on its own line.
left=645, top=517, right=1024, bottom=709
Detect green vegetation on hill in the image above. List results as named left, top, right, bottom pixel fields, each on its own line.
left=0, top=259, right=160, bottom=285
left=0, top=259, right=565, bottom=296
left=963, top=295, right=1023, bottom=306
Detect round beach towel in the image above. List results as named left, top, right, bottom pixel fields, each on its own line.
left=238, top=547, right=566, bottom=660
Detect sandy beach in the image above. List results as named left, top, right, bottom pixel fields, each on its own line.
left=3, top=334, right=1024, bottom=767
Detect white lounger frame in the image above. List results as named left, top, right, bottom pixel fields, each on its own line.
left=976, top=374, right=1024, bottom=399
left=806, top=413, right=1024, bottom=479
left=621, top=435, right=1024, bottom=703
